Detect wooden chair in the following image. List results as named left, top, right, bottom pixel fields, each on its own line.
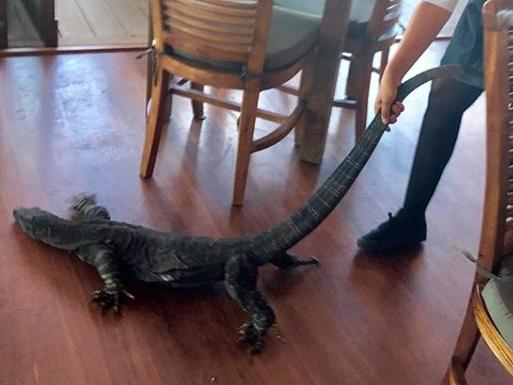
left=274, top=0, right=402, bottom=139
left=140, top=0, right=323, bottom=205
left=444, top=1, right=513, bottom=383
left=334, top=0, right=402, bottom=138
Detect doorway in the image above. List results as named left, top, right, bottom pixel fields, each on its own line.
left=2, top=0, right=148, bottom=50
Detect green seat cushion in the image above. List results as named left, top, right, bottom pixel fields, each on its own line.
left=273, top=0, right=325, bottom=16
left=274, top=0, right=403, bottom=43
left=274, top=0, right=376, bottom=22
left=482, top=253, right=513, bottom=349
left=166, top=6, right=321, bottom=73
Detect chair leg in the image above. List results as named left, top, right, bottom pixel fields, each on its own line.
left=163, top=89, right=173, bottom=123
left=345, top=59, right=360, bottom=100
left=191, top=82, right=205, bottom=120
left=140, top=67, right=171, bottom=178
left=347, top=52, right=374, bottom=139
left=379, top=46, right=390, bottom=83
left=294, top=116, right=304, bottom=147
left=232, top=86, right=260, bottom=206
left=442, top=296, right=481, bottom=385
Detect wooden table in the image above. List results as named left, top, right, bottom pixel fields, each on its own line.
left=296, top=0, right=352, bottom=164
left=146, top=0, right=352, bottom=165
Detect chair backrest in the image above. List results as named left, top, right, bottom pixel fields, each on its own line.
left=478, top=0, right=513, bottom=274
left=367, top=0, right=402, bottom=43
left=150, top=0, right=274, bottom=73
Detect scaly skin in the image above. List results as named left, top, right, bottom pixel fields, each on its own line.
left=12, top=65, right=481, bottom=353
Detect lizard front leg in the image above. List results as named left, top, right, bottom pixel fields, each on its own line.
left=76, top=244, right=133, bottom=314
left=70, top=193, right=111, bottom=221
left=224, top=255, right=275, bottom=354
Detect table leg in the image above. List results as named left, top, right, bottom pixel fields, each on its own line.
left=297, top=0, right=352, bottom=164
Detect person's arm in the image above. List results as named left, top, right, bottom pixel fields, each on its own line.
left=377, top=1, right=453, bottom=124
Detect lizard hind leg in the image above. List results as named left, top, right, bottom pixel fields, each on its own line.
left=271, top=252, right=319, bottom=270
left=70, top=193, right=111, bottom=221
left=224, top=255, right=275, bottom=354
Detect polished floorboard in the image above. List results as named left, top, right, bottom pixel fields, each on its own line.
left=0, top=45, right=511, bottom=385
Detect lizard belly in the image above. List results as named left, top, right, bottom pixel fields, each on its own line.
left=121, top=237, right=229, bottom=286
left=161, top=264, right=226, bottom=287
left=129, top=264, right=226, bottom=287
left=166, top=266, right=226, bottom=287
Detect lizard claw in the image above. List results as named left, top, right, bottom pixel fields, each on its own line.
left=275, top=253, right=320, bottom=270
left=237, top=322, right=265, bottom=354
left=297, top=256, right=320, bottom=266
left=90, top=288, right=122, bottom=314
left=237, top=322, right=256, bottom=342
left=122, top=289, right=135, bottom=300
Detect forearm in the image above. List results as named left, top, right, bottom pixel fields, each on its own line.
left=383, top=1, right=452, bottom=85
left=77, top=244, right=133, bottom=312
left=92, top=250, right=123, bottom=292
left=78, top=244, right=123, bottom=291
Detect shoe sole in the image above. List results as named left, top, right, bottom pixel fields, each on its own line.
left=357, top=238, right=426, bottom=254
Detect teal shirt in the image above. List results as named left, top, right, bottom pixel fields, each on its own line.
left=441, top=0, right=485, bottom=89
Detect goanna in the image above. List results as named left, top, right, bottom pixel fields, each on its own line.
left=12, top=65, right=477, bottom=353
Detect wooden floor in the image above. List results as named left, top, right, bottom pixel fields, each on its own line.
left=0, top=45, right=511, bottom=385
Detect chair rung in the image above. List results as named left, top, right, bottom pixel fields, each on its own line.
left=169, top=85, right=287, bottom=123
left=276, top=85, right=299, bottom=96
left=332, top=97, right=359, bottom=109
left=175, top=78, right=190, bottom=86
left=253, top=102, right=304, bottom=152
left=341, top=53, right=353, bottom=62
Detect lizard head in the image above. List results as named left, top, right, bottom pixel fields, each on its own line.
left=13, top=206, right=97, bottom=251
left=13, top=207, right=60, bottom=242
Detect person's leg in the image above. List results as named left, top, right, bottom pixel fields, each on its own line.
left=358, top=77, right=483, bottom=252
left=402, top=78, right=483, bottom=216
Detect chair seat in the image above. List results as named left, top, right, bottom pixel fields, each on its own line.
left=166, top=6, right=321, bottom=73
left=482, top=253, right=513, bottom=349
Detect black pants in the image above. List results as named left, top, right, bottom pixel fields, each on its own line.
left=402, top=77, right=483, bottom=217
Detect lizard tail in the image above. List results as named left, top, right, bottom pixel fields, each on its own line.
left=250, top=65, right=482, bottom=261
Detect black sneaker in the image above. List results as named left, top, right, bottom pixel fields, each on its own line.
left=357, top=210, right=427, bottom=253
